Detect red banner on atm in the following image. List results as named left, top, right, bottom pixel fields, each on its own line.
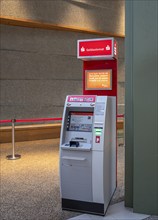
left=77, top=38, right=117, bottom=60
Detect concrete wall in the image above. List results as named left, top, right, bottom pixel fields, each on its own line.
left=0, top=0, right=125, bottom=120
left=1, top=0, right=124, bottom=36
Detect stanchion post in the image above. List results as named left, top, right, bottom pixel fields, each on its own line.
left=6, top=119, right=21, bottom=160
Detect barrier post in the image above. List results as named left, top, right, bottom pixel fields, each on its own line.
left=6, top=119, right=21, bottom=160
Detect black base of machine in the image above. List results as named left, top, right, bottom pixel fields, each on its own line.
left=62, top=198, right=105, bottom=216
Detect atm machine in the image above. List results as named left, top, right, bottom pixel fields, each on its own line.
left=60, top=95, right=116, bottom=215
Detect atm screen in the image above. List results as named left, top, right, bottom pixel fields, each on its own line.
left=67, top=112, right=93, bottom=132
left=85, top=69, right=112, bottom=90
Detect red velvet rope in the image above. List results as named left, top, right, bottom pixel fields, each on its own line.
left=117, top=114, right=124, bottom=118
left=0, top=118, right=62, bottom=124
left=16, top=117, right=62, bottom=123
left=0, top=115, right=124, bottom=124
left=0, top=119, right=12, bottom=124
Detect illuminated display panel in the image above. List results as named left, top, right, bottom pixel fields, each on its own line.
left=85, top=69, right=112, bottom=90
left=67, top=112, right=93, bottom=132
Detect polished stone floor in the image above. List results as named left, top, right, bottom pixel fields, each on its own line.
left=0, top=136, right=141, bottom=220
left=1, top=139, right=79, bottom=220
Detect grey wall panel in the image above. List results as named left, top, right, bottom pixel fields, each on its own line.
left=0, top=51, right=82, bottom=80
left=24, top=80, right=82, bottom=106
left=0, top=105, right=64, bottom=119
left=118, top=59, right=125, bottom=82
left=125, top=0, right=134, bottom=208
left=117, top=105, right=124, bottom=116
left=125, top=0, right=158, bottom=215
left=0, top=25, right=88, bottom=56
left=0, top=79, right=82, bottom=120
left=1, top=25, right=124, bottom=57
left=0, top=80, right=82, bottom=106
left=133, top=1, right=158, bottom=214
left=0, top=80, right=26, bottom=106
left=1, top=0, right=124, bottom=36
left=116, top=38, right=125, bottom=59
left=118, top=82, right=125, bottom=105
left=0, top=25, right=37, bottom=52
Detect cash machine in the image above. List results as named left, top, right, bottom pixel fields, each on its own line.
left=60, top=38, right=118, bottom=215
left=60, top=95, right=116, bottom=215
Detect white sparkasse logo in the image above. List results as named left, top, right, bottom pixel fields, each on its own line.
left=81, top=47, right=85, bottom=52
left=106, top=45, right=110, bottom=51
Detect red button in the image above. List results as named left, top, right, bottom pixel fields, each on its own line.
left=95, top=136, right=100, bottom=143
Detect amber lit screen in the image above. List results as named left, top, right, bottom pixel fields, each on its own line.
left=85, top=69, right=112, bottom=90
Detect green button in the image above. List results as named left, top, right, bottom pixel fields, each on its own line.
left=95, top=129, right=102, bottom=132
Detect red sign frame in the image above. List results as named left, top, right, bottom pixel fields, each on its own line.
left=77, top=38, right=117, bottom=60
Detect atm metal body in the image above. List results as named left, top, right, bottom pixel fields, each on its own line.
left=60, top=95, right=116, bottom=215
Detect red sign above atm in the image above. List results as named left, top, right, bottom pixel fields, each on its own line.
left=77, top=38, right=117, bottom=60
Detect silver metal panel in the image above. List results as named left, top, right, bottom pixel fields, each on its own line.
left=60, top=150, right=92, bottom=202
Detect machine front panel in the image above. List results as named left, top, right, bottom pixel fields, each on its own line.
left=61, top=150, right=92, bottom=202
left=60, top=95, right=116, bottom=215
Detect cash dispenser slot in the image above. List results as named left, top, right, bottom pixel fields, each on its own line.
left=69, top=137, right=87, bottom=147
left=62, top=156, right=86, bottom=161
left=70, top=141, right=79, bottom=147
left=72, top=137, right=87, bottom=142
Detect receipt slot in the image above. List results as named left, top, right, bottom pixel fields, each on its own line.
left=60, top=95, right=116, bottom=215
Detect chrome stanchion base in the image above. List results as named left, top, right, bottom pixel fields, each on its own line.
left=6, top=154, right=21, bottom=160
